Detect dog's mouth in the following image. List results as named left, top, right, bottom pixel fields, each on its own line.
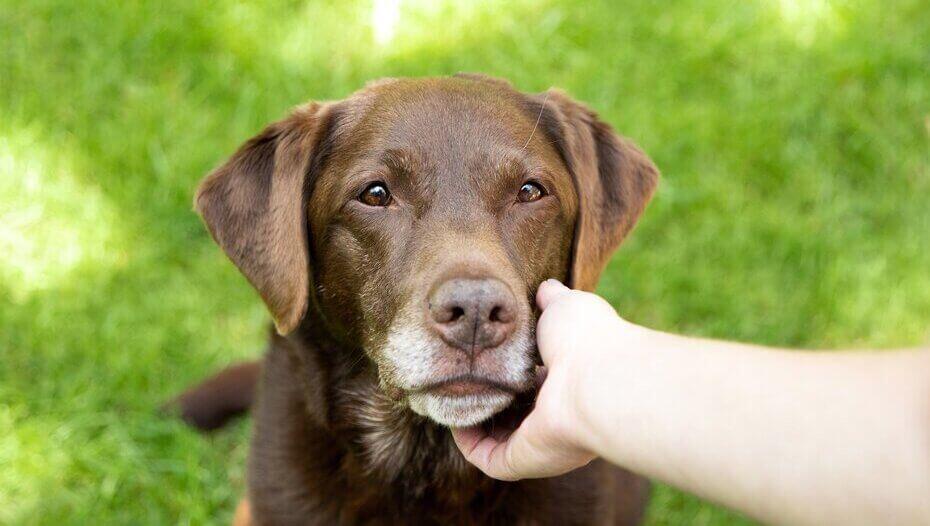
left=404, top=373, right=531, bottom=427
left=413, top=375, right=519, bottom=398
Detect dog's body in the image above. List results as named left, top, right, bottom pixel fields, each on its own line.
left=176, top=75, right=658, bottom=525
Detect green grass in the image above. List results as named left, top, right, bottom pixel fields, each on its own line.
left=2, top=0, right=929, bottom=523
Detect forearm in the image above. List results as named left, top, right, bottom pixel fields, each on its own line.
left=578, top=331, right=930, bottom=525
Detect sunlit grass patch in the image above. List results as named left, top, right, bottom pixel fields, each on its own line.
left=0, top=124, right=126, bottom=301
left=244, top=0, right=555, bottom=75
left=773, top=0, right=847, bottom=46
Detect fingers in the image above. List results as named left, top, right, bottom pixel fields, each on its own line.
left=536, top=278, right=572, bottom=311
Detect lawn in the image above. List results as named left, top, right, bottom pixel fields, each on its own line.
left=2, top=0, right=929, bottom=523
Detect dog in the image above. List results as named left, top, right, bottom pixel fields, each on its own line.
left=173, top=74, right=659, bottom=525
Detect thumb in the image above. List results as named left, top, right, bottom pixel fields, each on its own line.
left=450, top=417, right=546, bottom=481
left=536, top=279, right=571, bottom=311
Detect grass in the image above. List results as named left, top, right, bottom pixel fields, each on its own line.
left=2, top=0, right=929, bottom=523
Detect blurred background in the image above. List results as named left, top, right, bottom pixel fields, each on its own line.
left=2, top=0, right=929, bottom=523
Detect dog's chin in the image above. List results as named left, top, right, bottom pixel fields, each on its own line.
left=407, top=391, right=515, bottom=427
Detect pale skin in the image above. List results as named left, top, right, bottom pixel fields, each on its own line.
left=451, top=279, right=930, bottom=526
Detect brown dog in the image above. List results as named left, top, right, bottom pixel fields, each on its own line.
left=179, top=74, right=658, bottom=525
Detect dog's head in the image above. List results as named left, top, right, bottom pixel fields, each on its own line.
left=196, top=75, right=657, bottom=427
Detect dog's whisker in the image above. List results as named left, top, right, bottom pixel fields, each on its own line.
left=522, top=90, right=551, bottom=150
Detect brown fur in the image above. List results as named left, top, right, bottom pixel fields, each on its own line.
left=179, top=75, right=658, bottom=525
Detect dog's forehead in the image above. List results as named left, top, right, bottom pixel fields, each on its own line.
left=343, top=78, right=539, bottom=161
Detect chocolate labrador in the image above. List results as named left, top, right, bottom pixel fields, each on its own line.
left=175, top=74, right=658, bottom=525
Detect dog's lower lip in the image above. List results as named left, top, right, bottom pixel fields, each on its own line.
left=432, top=381, right=499, bottom=396
left=419, top=377, right=513, bottom=397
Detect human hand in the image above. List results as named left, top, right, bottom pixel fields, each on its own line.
left=450, top=279, right=630, bottom=480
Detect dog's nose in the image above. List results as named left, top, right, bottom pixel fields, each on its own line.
left=428, top=278, right=517, bottom=353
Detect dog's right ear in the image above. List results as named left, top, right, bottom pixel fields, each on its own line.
left=195, top=103, right=335, bottom=334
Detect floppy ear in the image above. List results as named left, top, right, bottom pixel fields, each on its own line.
left=195, top=103, right=334, bottom=334
left=533, top=90, right=659, bottom=291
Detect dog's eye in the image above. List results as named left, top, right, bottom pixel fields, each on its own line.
left=358, top=182, right=392, bottom=207
left=517, top=181, right=546, bottom=203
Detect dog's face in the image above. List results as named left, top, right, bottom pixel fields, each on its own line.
left=308, top=80, right=578, bottom=426
left=195, top=75, right=657, bottom=427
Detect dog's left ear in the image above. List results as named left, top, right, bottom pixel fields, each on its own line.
left=195, top=103, right=336, bottom=334
left=531, top=90, right=659, bottom=291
